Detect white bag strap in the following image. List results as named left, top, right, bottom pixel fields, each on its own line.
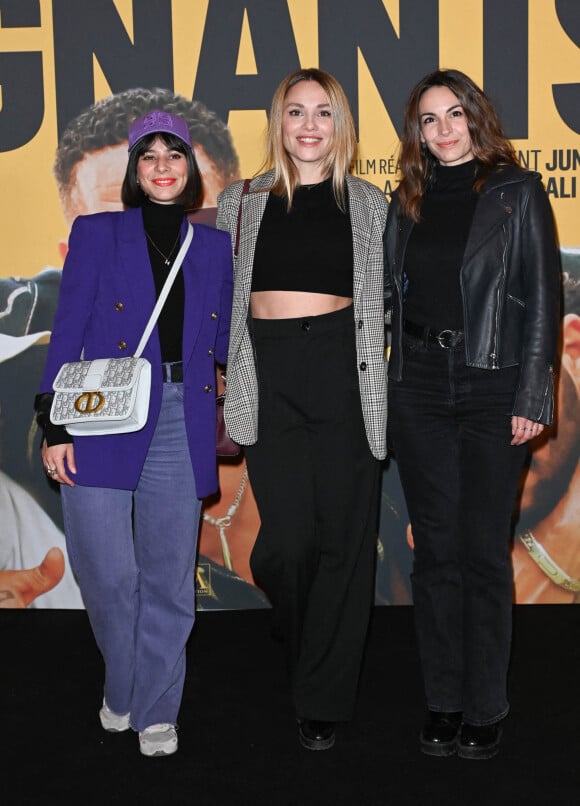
left=134, top=223, right=193, bottom=357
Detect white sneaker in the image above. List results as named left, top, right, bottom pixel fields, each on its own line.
left=99, top=699, right=131, bottom=732
left=139, top=723, right=178, bottom=757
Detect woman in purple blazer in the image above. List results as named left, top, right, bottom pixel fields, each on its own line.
left=35, top=111, right=233, bottom=757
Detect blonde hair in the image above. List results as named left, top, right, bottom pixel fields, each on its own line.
left=261, top=68, right=356, bottom=210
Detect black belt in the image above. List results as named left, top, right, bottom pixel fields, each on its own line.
left=403, top=320, right=464, bottom=349
left=162, top=361, right=183, bottom=382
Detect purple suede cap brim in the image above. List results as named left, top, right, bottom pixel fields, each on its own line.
left=128, top=110, right=192, bottom=151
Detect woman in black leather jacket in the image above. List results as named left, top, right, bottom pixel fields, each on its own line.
left=384, top=69, right=560, bottom=760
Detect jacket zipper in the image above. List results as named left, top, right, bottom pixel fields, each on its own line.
left=536, top=364, right=554, bottom=421
left=490, top=224, right=509, bottom=369
left=392, top=222, right=410, bottom=380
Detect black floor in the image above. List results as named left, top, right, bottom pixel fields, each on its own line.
left=3, top=606, right=580, bottom=805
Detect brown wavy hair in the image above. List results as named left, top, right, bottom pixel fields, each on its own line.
left=397, top=69, right=520, bottom=221
left=261, top=68, right=356, bottom=211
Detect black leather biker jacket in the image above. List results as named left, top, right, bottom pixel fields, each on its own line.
left=384, top=165, right=561, bottom=424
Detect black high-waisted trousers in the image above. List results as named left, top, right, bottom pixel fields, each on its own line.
left=244, top=306, right=381, bottom=722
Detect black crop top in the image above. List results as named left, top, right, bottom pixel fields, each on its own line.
left=251, top=178, right=354, bottom=297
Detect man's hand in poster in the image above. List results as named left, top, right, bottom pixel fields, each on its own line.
left=0, top=547, right=65, bottom=608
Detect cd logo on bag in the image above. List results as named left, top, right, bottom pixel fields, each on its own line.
left=74, top=391, right=105, bottom=414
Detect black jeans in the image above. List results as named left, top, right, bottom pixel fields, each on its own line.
left=388, top=333, right=527, bottom=725
left=245, top=307, right=380, bottom=722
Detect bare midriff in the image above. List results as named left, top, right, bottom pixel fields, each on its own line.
left=250, top=290, right=352, bottom=319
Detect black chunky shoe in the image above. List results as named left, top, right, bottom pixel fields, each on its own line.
left=298, top=719, right=336, bottom=751
left=457, top=722, right=502, bottom=760
left=420, top=710, right=462, bottom=757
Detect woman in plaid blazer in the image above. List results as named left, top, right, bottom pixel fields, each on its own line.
left=217, top=68, right=388, bottom=751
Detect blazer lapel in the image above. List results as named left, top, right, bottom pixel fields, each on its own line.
left=116, top=208, right=158, bottom=347
left=346, top=175, right=370, bottom=307
left=230, top=172, right=271, bottom=347
left=181, top=222, right=206, bottom=369
left=237, top=172, right=272, bottom=294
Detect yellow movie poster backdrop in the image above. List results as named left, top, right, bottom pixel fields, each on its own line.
left=0, top=0, right=578, bottom=608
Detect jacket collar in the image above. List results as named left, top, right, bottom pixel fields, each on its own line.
left=480, top=164, right=538, bottom=194
left=464, top=167, right=530, bottom=263
left=248, top=170, right=275, bottom=192
left=390, top=166, right=534, bottom=264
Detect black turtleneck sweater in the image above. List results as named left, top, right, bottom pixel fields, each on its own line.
left=403, top=160, right=479, bottom=331
left=142, top=199, right=185, bottom=362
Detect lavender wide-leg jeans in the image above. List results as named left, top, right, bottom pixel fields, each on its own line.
left=61, top=382, right=201, bottom=731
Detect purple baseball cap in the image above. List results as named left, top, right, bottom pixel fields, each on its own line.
left=128, top=109, right=192, bottom=151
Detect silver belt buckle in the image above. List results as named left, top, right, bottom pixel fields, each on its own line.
left=437, top=329, right=455, bottom=349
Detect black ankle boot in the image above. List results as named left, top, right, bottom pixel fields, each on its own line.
left=420, top=710, right=462, bottom=757
left=457, top=722, right=502, bottom=760
left=298, top=719, right=336, bottom=751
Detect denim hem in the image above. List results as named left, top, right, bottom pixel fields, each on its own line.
left=427, top=704, right=463, bottom=714
left=462, top=705, right=509, bottom=727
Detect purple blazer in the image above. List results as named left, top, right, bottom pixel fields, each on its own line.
left=39, top=207, right=233, bottom=498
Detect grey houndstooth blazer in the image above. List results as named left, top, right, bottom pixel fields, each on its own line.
left=216, top=170, right=389, bottom=460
